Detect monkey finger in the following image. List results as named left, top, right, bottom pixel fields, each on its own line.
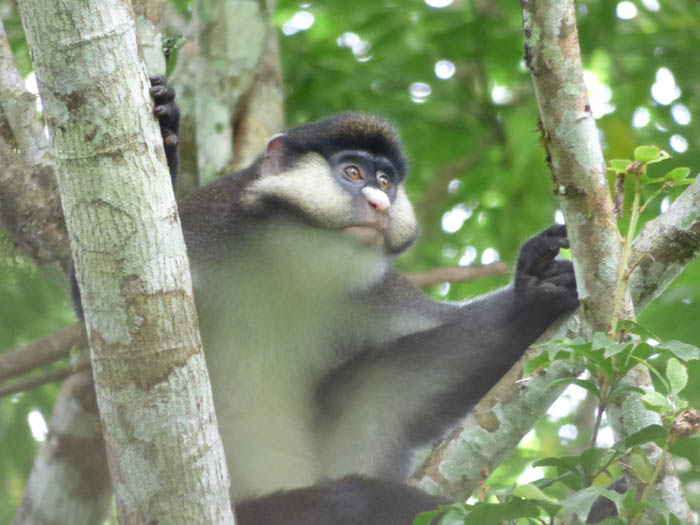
left=163, top=130, right=178, bottom=148
left=539, top=260, right=574, bottom=278
left=545, top=272, right=575, bottom=286
left=149, top=75, right=167, bottom=86
left=151, top=85, right=176, bottom=105
left=154, top=103, right=180, bottom=133
left=518, top=241, right=562, bottom=275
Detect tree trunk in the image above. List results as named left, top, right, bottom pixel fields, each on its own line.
left=411, top=1, right=700, bottom=507
left=16, top=0, right=235, bottom=522
left=13, top=371, right=112, bottom=525
left=192, top=0, right=273, bottom=185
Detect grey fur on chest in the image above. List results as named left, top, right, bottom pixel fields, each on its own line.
left=191, top=222, right=397, bottom=498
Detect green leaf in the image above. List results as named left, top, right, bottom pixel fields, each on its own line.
left=461, top=499, right=542, bottom=523
left=612, top=424, right=668, bottom=450
left=414, top=505, right=467, bottom=525
left=608, top=159, right=632, bottom=172
left=675, top=178, right=696, bottom=187
left=559, top=487, right=624, bottom=521
left=670, top=436, right=700, bottom=466
left=524, top=352, right=552, bottom=376
left=604, top=343, right=633, bottom=359
left=669, top=513, right=683, bottom=525
left=628, top=342, right=656, bottom=362
left=628, top=449, right=654, bottom=483
left=656, top=340, right=700, bottom=361
left=580, top=448, right=609, bottom=484
left=666, top=358, right=688, bottom=395
left=549, top=377, right=601, bottom=398
left=640, top=391, right=672, bottom=414
left=573, top=345, right=614, bottom=378
left=640, top=173, right=665, bottom=186
left=512, top=483, right=557, bottom=503
left=640, top=147, right=671, bottom=164
left=609, top=384, right=645, bottom=401
left=634, top=145, right=660, bottom=163
left=592, top=332, right=613, bottom=349
left=533, top=456, right=583, bottom=478
left=413, top=509, right=444, bottom=525
left=663, top=166, right=691, bottom=182
left=625, top=321, right=661, bottom=342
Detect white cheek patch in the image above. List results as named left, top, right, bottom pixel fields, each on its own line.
left=241, top=154, right=353, bottom=227
left=388, top=187, right=418, bottom=249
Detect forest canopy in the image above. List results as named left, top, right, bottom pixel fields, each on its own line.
left=1, top=0, right=699, bottom=522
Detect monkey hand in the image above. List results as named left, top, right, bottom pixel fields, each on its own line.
left=149, top=75, right=180, bottom=186
left=513, top=225, right=579, bottom=314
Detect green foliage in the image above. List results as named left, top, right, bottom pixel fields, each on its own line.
left=452, top=139, right=699, bottom=523
left=2, top=0, right=700, bottom=519
left=0, top=255, right=73, bottom=521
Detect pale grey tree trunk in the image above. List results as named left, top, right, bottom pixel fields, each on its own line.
left=169, top=0, right=283, bottom=193
left=13, top=371, right=112, bottom=525
left=16, top=0, right=235, bottom=522
left=412, top=2, right=699, bottom=512
left=1, top=14, right=113, bottom=523
left=522, top=1, right=690, bottom=519
left=191, top=0, right=278, bottom=185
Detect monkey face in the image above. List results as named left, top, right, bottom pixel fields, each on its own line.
left=328, top=150, right=416, bottom=252
left=241, top=146, right=418, bottom=254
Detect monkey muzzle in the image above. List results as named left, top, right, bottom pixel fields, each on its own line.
left=342, top=222, right=387, bottom=248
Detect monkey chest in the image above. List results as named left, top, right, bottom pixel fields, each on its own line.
left=199, top=300, right=346, bottom=500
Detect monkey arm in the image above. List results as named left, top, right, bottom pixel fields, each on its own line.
left=316, top=226, right=578, bottom=480
left=316, top=287, right=563, bottom=478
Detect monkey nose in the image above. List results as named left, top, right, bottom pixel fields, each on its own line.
left=362, top=187, right=390, bottom=213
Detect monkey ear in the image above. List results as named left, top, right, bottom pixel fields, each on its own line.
left=261, top=133, right=288, bottom=176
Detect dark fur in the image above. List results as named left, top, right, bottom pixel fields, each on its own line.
left=237, top=476, right=448, bottom=525
left=278, top=113, right=407, bottom=179
left=72, top=82, right=579, bottom=525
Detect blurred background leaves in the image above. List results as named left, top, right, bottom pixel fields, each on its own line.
left=1, top=0, right=699, bottom=519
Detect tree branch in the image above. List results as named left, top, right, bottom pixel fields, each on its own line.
left=522, top=0, right=629, bottom=334
left=0, top=17, right=69, bottom=271
left=0, top=323, right=85, bottom=383
left=0, top=358, right=90, bottom=399
left=410, top=3, right=698, bottom=511
left=403, top=263, right=508, bottom=288
left=192, top=0, right=271, bottom=185
left=630, top=176, right=700, bottom=312
left=13, top=370, right=112, bottom=525
left=16, top=0, right=234, bottom=521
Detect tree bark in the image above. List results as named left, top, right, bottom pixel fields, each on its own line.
left=192, top=0, right=274, bottom=185
left=16, top=0, right=234, bottom=522
left=0, top=18, right=69, bottom=272
left=1, top=12, right=114, bottom=524
left=521, top=2, right=690, bottom=518
left=411, top=2, right=699, bottom=509
left=12, top=370, right=112, bottom=525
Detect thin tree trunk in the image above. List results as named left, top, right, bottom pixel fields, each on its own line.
left=192, top=0, right=273, bottom=185
left=411, top=1, right=700, bottom=507
left=16, top=0, right=234, bottom=522
left=13, top=371, right=112, bottom=525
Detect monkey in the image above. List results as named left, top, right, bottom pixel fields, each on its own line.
left=75, top=77, right=579, bottom=524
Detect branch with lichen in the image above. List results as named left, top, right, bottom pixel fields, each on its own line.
left=410, top=2, right=699, bottom=512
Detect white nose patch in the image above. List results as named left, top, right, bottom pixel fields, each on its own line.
left=362, top=187, right=390, bottom=211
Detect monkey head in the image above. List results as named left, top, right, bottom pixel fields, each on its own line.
left=240, top=113, right=418, bottom=254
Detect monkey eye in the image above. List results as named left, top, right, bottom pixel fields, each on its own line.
left=343, top=165, right=363, bottom=181
left=377, top=173, right=391, bottom=191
